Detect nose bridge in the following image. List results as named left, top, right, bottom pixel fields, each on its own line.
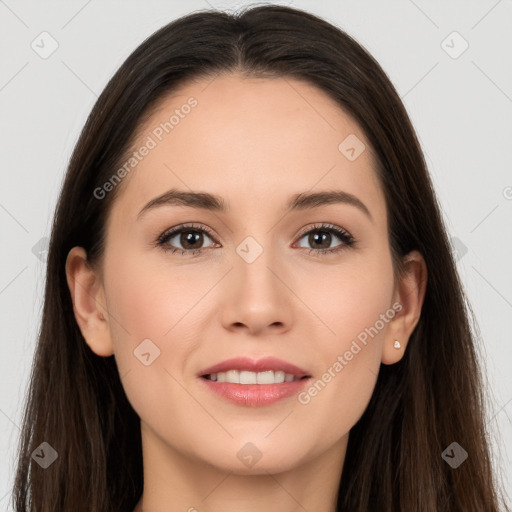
left=221, top=229, right=292, bottom=333
left=234, top=231, right=283, bottom=299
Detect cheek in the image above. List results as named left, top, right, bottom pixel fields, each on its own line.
left=102, top=249, right=203, bottom=382
left=298, top=252, right=394, bottom=423
left=312, top=250, right=395, bottom=346
left=102, top=254, right=203, bottom=427
left=104, top=247, right=203, bottom=340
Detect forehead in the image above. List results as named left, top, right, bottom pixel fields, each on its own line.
left=109, top=72, right=385, bottom=224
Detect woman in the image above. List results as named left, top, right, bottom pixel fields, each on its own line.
left=11, top=5, right=508, bottom=511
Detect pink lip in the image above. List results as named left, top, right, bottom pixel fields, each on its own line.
left=198, top=356, right=311, bottom=407
left=200, top=379, right=311, bottom=407
left=199, top=356, right=310, bottom=377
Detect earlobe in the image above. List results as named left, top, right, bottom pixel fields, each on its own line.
left=65, top=246, right=115, bottom=357
left=382, top=250, right=427, bottom=365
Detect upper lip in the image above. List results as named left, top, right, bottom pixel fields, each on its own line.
left=199, top=356, right=310, bottom=378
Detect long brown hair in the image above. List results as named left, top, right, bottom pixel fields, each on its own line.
left=11, top=5, right=509, bottom=511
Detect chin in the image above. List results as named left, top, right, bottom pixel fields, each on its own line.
left=196, top=438, right=312, bottom=475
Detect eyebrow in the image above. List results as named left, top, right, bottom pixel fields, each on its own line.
left=137, top=188, right=372, bottom=222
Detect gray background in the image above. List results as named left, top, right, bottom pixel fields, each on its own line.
left=1, top=0, right=511, bottom=507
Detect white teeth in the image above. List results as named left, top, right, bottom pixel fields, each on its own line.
left=226, top=370, right=238, bottom=383
left=274, top=370, right=285, bottom=383
left=256, top=370, right=274, bottom=384
left=240, top=370, right=257, bottom=384
left=206, top=370, right=300, bottom=384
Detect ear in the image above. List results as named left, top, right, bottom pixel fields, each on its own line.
left=382, top=250, right=427, bottom=365
left=65, top=246, right=114, bottom=357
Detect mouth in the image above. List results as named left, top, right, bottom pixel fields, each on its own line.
left=198, top=356, right=312, bottom=406
left=202, top=370, right=309, bottom=384
left=199, top=356, right=311, bottom=382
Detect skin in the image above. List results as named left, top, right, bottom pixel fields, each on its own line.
left=66, top=73, right=427, bottom=512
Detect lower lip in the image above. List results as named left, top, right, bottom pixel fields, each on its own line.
left=199, top=377, right=311, bottom=407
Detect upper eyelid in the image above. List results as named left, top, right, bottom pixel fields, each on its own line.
left=296, top=223, right=351, bottom=238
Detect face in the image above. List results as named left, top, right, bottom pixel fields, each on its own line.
left=88, top=73, right=401, bottom=474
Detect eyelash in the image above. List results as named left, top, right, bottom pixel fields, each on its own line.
left=155, top=222, right=356, bottom=257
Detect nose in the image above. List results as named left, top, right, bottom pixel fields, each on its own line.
left=220, top=246, right=293, bottom=337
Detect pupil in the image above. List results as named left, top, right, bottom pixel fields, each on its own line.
left=182, top=231, right=202, bottom=249
left=311, top=231, right=330, bottom=249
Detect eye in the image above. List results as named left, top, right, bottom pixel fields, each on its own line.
left=155, top=222, right=356, bottom=257
left=294, top=223, right=356, bottom=256
left=156, top=223, right=217, bottom=256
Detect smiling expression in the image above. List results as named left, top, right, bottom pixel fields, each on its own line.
left=78, top=72, right=403, bottom=474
